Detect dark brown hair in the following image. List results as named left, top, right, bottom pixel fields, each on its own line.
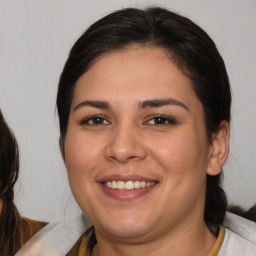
left=0, top=110, right=29, bottom=255
left=57, top=7, right=231, bottom=225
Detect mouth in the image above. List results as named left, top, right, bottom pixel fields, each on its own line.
left=98, top=175, right=158, bottom=200
left=103, top=180, right=155, bottom=190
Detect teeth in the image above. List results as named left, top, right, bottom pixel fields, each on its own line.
left=141, top=181, right=146, bottom=188
left=112, top=181, right=117, bottom=189
left=104, top=180, right=155, bottom=190
left=146, top=182, right=154, bottom=187
left=117, top=181, right=125, bottom=189
left=125, top=181, right=134, bottom=190
left=134, top=181, right=141, bottom=189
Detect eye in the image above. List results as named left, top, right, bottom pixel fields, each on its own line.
left=80, top=115, right=110, bottom=125
left=146, top=115, right=177, bottom=125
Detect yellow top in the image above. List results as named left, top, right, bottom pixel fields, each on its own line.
left=207, top=227, right=225, bottom=256
left=66, top=226, right=225, bottom=256
left=11, top=218, right=47, bottom=255
left=23, top=218, right=48, bottom=239
left=66, top=227, right=94, bottom=256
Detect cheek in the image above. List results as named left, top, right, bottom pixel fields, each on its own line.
left=64, top=131, right=102, bottom=180
left=147, top=129, right=209, bottom=178
left=150, top=129, right=209, bottom=204
left=63, top=132, right=103, bottom=211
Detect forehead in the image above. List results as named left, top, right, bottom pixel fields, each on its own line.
left=70, top=46, right=205, bottom=119
left=74, top=46, right=195, bottom=96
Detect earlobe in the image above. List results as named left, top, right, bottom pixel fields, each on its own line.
left=59, top=138, right=65, bottom=161
left=207, top=120, right=230, bottom=176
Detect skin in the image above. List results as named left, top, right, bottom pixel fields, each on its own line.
left=62, top=46, right=229, bottom=256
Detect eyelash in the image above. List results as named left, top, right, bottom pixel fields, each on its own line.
left=80, top=115, right=177, bottom=126
left=80, top=115, right=111, bottom=125
left=145, top=115, right=177, bottom=126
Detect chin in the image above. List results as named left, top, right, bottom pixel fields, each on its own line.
left=106, top=224, right=150, bottom=239
left=95, top=214, right=153, bottom=239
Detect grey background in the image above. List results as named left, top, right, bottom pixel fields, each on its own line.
left=0, top=0, right=255, bottom=222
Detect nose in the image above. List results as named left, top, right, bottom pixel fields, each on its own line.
left=105, top=123, right=147, bottom=163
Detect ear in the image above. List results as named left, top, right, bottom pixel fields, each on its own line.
left=59, top=138, right=65, bottom=161
left=207, top=120, right=230, bottom=176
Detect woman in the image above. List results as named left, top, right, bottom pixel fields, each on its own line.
left=12, top=6, right=256, bottom=256
left=54, top=6, right=256, bottom=256
left=0, top=110, right=47, bottom=256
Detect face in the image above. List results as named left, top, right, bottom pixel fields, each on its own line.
left=63, top=46, right=214, bottom=242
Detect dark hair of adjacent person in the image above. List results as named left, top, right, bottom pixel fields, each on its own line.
left=57, top=7, right=231, bottom=227
left=228, top=204, right=256, bottom=222
left=0, top=110, right=30, bottom=255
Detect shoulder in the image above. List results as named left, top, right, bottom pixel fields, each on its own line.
left=15, top=218, right=91, bottom=256
left=218, top=212, right=256, bottom=255
left=23, top=218, right=48, bottom=238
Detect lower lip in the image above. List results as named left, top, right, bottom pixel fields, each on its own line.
left=98, top=183, right=156, bottom=200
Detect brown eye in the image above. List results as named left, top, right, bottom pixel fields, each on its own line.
left=80, top=115, right=110, bottom=125
left=147, top=116, right=177, bottom=125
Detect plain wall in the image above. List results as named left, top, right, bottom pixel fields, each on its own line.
left=0, top=0, right=255, bottom=222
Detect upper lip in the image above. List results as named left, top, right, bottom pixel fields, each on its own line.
left=97, top=174, right=157, bottom=183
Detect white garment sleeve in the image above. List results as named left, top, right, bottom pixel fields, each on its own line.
left=15, top=217, right=92, bottom=256
left=218, top=212, right=256, bottom=256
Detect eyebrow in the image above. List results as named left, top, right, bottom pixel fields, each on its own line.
left=73, top=98, right=189, bottom=112
left=139, top=99, right=189, bottom=111
left=73, top=100, right=110, bottom=112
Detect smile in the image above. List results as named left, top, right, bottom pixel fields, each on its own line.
left=103, top=180, right=155, bottom=190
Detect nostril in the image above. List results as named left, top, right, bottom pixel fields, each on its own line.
left=104, top=129, right=147, bottom=162
left=106, top=147, right=147, bottom=163
left=109, top=154, right=138, bottom=163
